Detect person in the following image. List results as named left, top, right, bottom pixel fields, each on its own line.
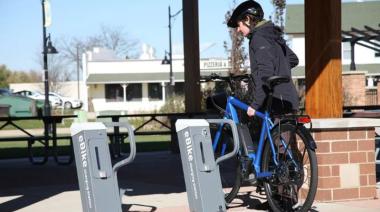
left=227, top=0, right=299, bottom=118
left=227, top=0, right=300, bottom=182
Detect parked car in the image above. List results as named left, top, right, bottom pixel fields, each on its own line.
left=13, top=90, right=61, bottom=108
left=49, top=92, right=82, bottom=109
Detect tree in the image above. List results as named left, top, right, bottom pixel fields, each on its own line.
left=58, top=25, right=139, bottom=81
left=5, top=69, right=42, bottom=85
left=34, top=46, right=70, bottom=93
left=271, top=0, right=286, bottom=30
left=0, top=65, right=11, bottom=88
left=223, top=0, right=248, bottom=76
left=33, top=25, right=139, bottom=93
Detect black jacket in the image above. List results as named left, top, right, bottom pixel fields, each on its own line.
left=248, top=21, right=299, bottom=113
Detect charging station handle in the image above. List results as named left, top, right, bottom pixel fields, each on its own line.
left=103, top=122, right=137, bottom=173
left=207, top=119, right=239, bottom=165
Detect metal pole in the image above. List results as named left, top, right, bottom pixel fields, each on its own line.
left=350, top=41, right=356, bottom=71
left=42, top=0, right=50, bottom=142
left=42, top=0, right=50, bottom=116
left=77, top=45, right=80, bottom=99
left=169, top=6, right=174, bottom=87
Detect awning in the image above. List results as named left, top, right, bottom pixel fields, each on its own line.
left=86, top=70, right=229, bottom=84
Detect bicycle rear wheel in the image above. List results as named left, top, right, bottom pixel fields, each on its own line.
left=262, top=123, right=318, bottom=212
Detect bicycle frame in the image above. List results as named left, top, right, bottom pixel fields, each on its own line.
left=212, top=96, right=290, bottom=179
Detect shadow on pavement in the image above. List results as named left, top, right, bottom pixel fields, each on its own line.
left=227, top=191, right=269, bottom=211
left=1, top=150, right=378, bottom=211
left=0, top=151, right=186, bottom=211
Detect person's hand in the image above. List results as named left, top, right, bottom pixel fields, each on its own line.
left=247, top=106, right=256, bottom=117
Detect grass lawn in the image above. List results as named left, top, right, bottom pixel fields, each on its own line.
left=0, top=119, right=74, bottom=129
left=0, top=135, right=172, bottom=159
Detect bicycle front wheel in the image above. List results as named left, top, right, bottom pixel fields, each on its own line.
left=262, top=123, right=318, bottom=212
left=213, top=129, right=242, bottom=204
left=218, top=155, right=242, bottom=203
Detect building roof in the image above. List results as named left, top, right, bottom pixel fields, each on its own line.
left=285, top=1, right=380, bottom=34
left=292, top=63, right=380, bottom=78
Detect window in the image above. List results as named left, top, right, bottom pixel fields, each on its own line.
left=148, top=83, right=163, bottom=100
left=105, top=84, right=123, bottom=102
left=126, top=83, right=142, bottom=101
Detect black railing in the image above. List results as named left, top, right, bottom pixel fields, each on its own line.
left=97, top=112, right=219, bottom=157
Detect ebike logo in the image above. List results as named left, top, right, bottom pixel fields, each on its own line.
left=184, top=131, right=193, bottom=162
left=78, top=135, right=88, bottom=168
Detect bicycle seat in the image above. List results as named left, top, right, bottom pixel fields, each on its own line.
left=265, top=76, right=290, bottom=90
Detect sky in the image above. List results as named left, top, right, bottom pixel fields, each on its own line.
left=0, top=0, right=307, bottom=72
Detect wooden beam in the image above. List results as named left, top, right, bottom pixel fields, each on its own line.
left=182, top=0, right=201, bottom=113
left=305, top=0, right=342, bottom=118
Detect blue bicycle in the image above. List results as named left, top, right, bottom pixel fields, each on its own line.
left=202, top=74, right=318, bottom=212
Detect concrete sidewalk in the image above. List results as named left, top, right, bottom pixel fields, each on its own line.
left=0, top=151, right=379, bottom=212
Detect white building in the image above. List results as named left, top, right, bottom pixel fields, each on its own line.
left=285, top=1, right=380, bottom=86
left=82, top=47, right=230, bottom=114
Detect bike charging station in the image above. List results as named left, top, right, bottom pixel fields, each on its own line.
left=70, top=122, right=136, bottom=212
left=176, top=119, right=240, bottom=212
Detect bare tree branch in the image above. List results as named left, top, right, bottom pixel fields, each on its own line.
left=224, top=1, right=248, bottom=75
left=272, top=0, right=286, bottom=30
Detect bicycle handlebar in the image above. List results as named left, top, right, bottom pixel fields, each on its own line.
left=200, top=73, right=251, bottom=82
left=200, top=73, right=229, bottom=82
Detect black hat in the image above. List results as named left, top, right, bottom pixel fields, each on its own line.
left=227, top=0, right=264, bottom=28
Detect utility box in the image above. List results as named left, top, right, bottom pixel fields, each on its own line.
left=71, top=122, right=122, bottom=212
left=176, top=119, right=239, bottom=212
left=0, top=96, right=43, bottom=117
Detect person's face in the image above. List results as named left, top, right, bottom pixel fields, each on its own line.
left=236, top=20, right=251, bottom=37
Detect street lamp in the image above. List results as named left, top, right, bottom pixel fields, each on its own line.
left=41, top=0, right=58, bottom=142
left=42, top=0, right=58, bottom=118
left=161, top=6, right=182, bottom=96
left=161, top=51, right=171, bottom=65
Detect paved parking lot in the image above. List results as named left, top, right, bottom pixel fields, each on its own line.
left=0, top=151, right=379, bottom=211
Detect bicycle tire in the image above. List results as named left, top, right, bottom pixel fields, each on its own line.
left=219, top=155, right=242, bottom=203
left=262, top=123, right=318, bottom=212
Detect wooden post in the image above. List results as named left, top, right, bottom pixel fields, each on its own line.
left=305, top=0, right=342, bottom=118
left=182, top=0, right=201, bottom=113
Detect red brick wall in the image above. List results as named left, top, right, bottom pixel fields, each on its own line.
left=312, top=127, right=377, bottom=202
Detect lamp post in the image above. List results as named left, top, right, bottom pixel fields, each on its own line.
left=76, top=45, right=80, bottom=99
left=42, top=0, right=58, bottom=118
left=161, top=6, right=182, bottom=97
left=41, top=0, right=58, bottom=141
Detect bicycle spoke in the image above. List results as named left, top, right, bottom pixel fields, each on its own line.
left=263, top=123, right=318, bottom=212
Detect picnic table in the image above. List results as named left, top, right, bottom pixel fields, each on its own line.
left=0, top=115, right=77, bottom=165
